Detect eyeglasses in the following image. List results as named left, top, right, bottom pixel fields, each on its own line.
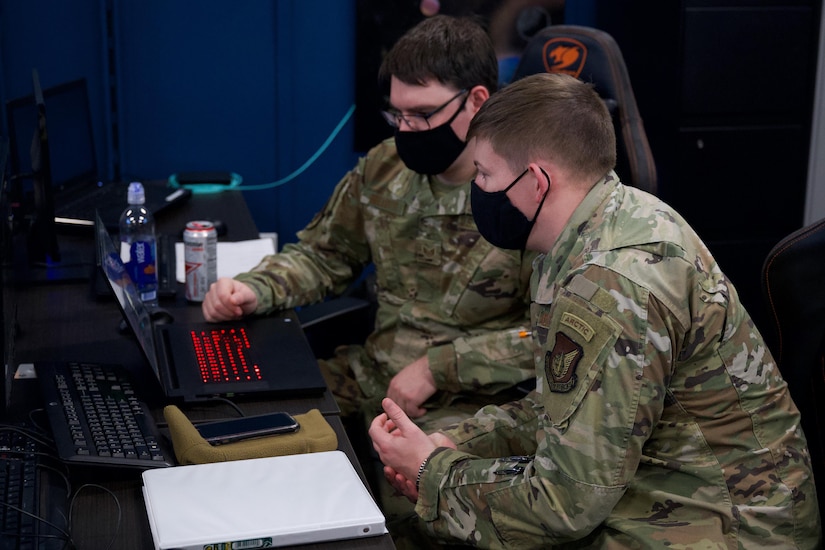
left=381, top=89, right=468, bottom=131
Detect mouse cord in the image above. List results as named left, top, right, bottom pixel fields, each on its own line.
left=69, top=484, right=122, bottom=550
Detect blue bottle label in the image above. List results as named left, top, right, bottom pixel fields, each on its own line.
left=127, top=239, right=157, bottom=300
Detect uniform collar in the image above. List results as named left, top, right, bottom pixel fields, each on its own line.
left=532, top=171, right=621, bottom=301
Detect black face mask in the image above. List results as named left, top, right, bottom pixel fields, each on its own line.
left=471, top=168, right=550, bottom=250
left=394, top=98, right=468, bottom=175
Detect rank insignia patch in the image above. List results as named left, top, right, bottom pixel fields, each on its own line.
left=546, top=332, right=581, bottom=393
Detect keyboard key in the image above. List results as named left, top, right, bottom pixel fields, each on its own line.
left=0, top=431, right=69, bottom=548
left=37, top=362, right=175, bottom=469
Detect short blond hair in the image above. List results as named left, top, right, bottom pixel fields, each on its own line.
left=468, top=73, right=616, bottom=183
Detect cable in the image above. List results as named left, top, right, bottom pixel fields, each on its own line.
left=27, top=407, right=53, bottom=437
left=69, top=484, right=122, bottom=550
left=154, top=396, right=246, bottom=428
left=0, top=501, right=75, bottom=548
left=0, top=501, right=75, bottom=549
left=206, top=396, right=246, bottom=416
left=38, top=463, right=72, bottom=501
left=235, top=104, right=356, bottom=192
left=0, top=425, right=74, bottom=548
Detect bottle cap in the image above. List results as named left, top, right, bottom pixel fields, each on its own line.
left=127, top=181, right=146, bottom=205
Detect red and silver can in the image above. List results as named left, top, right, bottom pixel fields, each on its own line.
left=184, top=221, right=217, bottom=302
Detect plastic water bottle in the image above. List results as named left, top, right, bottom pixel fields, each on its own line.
left=119, top=181, right=158, bottom=306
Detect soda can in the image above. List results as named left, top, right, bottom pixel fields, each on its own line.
left=184, top=221, right=217, bottom=302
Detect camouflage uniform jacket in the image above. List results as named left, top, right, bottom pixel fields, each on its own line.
left=416, top=172, right=821, bottom=548
left=236, top=138, right=535, bottom=400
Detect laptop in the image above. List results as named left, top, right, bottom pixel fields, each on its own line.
left=142, top=451, right=386, bottom=549
left=5, top=70, right=191, bottom=230
left=95, top=212, right=327, bottom=402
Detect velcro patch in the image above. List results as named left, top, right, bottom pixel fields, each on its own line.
left=415, top=240, right=442, bottom=265
left=546, top=332, right=581, bottom=393
left=560, top=312, right=594, bottom=342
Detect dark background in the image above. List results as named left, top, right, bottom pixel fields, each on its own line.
left=1, top=0, right=821, bottom=332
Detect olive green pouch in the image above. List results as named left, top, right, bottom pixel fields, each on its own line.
left=164, top=405, right=338, bottom=465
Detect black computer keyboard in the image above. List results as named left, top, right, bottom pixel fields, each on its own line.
left=0, top=430, right=69, bottom=550
left=37, top=362, right=175, bottom=469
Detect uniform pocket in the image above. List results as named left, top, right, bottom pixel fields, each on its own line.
left=449, top=244, right=528, bottom=324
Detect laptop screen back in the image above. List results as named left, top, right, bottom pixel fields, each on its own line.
left=95, top=212, right=163, bottom=384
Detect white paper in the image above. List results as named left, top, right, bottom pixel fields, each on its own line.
left=175, top=238, right=276, bottom=283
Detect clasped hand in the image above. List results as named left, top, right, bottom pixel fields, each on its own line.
left=386, top=356, right=437, bottom=418
left=369, top=397, right=455, bottom=502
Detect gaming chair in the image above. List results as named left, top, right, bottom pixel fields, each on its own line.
left=762, top=216, right=825, bottom=517
left=511, top=25, right=657, bottom=195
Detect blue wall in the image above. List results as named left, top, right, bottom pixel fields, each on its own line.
left=0, top=0, right=358, bottom=245
left=0, top=0, right=109, bottom=186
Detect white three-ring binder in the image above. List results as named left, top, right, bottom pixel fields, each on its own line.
left=141, top=451, right=387, bottom=549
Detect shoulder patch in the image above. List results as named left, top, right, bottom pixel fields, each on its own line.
left=546, top=332, right=582, bottom=393
left=560, top=312, right=594, bottom=342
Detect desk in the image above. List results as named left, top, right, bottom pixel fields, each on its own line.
left=4, top=189, right=394, bottom=550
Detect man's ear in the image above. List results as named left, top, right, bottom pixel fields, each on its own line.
left=467, top=85, right=491, bottom=115
left=527, top=163, right=551, bottom=203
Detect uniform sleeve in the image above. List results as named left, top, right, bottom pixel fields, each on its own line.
left=415, top=269, right=678, bottom=547
left=440, top=392, right=543, bottom=456
left=235, top=160, right=372, bottom=314
left=427, top=303, right=536, bottom=395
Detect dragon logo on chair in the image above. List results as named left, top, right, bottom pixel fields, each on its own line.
left=542, top=37, right=588, bottom=78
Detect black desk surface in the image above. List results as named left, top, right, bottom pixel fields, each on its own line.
left=4, top=189, right=394, bottom=550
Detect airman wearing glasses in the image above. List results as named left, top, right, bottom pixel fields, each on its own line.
left=202, top=15, right=535, bottom=460
left=381, top=88, right=468, bottom=132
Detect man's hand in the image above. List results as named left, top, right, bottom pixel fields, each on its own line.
left=381, top=429, right=457, bottom=502
left=202, top=277, right=258, bottom=322
left=386, top=356, right=437, bottom=418
left=370, top=398, right=441, bottom=501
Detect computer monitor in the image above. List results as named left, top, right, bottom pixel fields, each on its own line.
left=24, top=69, right=61, bottom=264
left=5, top=70, right=102, bottom=268
left=6, top=74, right=97, bottom=195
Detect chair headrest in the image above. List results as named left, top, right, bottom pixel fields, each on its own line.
left=511, top=25, right=657, bottom=195
left=512, top=25, right=631, bottom=113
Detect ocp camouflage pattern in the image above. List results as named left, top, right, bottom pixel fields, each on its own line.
left=416, top=172, right=822, bottom=548
left=236, top=138, right=536, bottom=419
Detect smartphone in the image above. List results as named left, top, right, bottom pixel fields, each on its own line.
left=195, top=412, right=300, bottom=445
